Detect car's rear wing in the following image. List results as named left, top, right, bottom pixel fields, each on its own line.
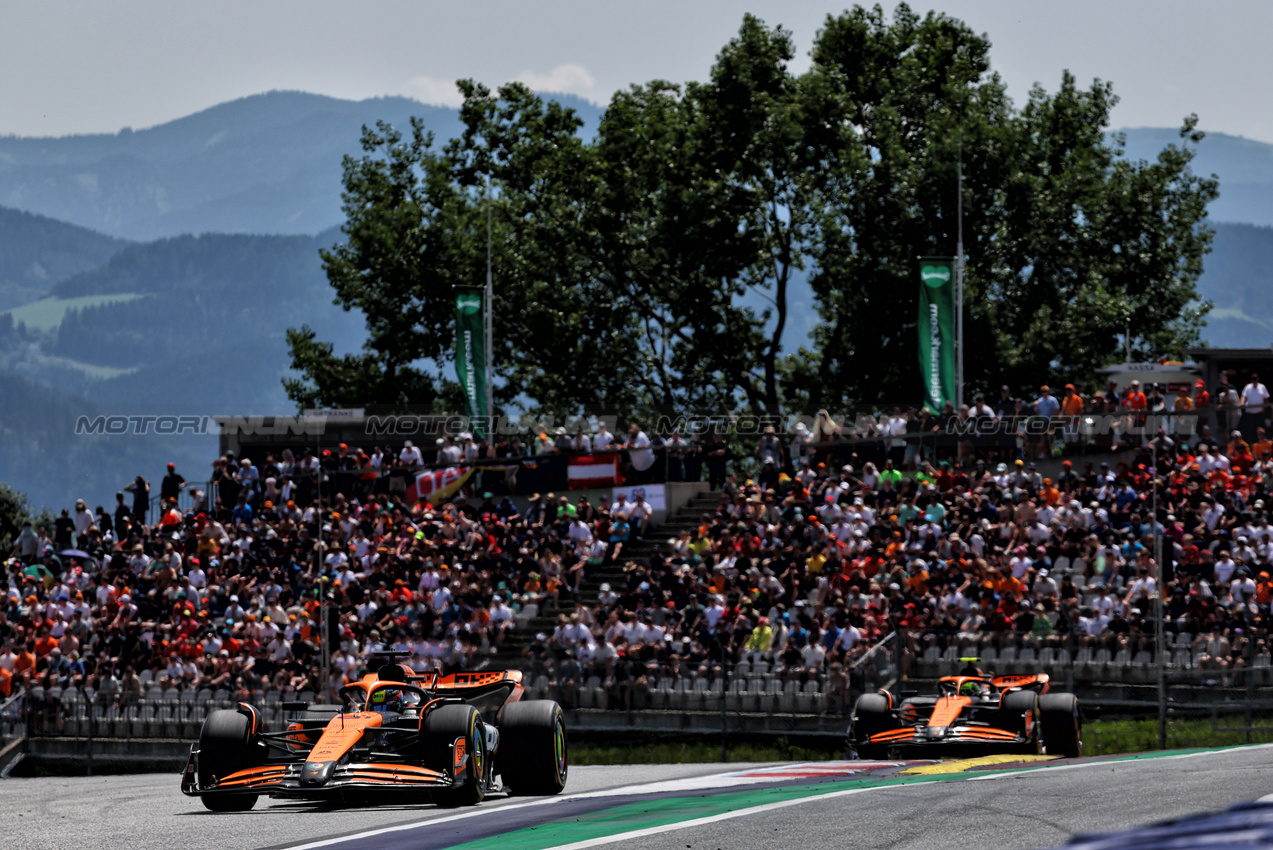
left=993, top=673, right=1050, bottom=693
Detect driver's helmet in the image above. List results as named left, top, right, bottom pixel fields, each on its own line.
left=371, top=687, right=403, bottom=712
left=960, top=680, right=981, bottom=697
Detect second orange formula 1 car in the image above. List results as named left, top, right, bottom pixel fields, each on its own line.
left=849, top=657, right=1081, bottom=759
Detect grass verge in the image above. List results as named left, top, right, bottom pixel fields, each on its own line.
left=1084, top=714, right=1273, bottom=756
left=570, top=717, right=1273, bottom=764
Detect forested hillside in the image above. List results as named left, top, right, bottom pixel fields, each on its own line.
left=0, top=90, right=602, bottom=241
left=0, top=207, right=127, bottom=310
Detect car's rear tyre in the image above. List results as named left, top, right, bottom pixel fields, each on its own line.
left=1040, top=693, right=1082, bottom=757
left=498, top=700, right=567, bottom=796
left=850, top=693, right=895, bottom=756
left=424, top=704, right=487, bottom=807
left=197, top=709, right=261, bottom=812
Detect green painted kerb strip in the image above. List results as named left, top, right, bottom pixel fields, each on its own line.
left=449, top=779, right=869, bottom=850
left=449, top=747, right=1240, bottom=850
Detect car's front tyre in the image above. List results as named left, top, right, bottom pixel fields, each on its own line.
left=197, top=709, right=261, bottom=812
left=850, top=693, right=896, bottom=757
left=424, top=704, right=487, bottom=807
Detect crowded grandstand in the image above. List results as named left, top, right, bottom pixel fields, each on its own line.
left=5, top=374, right=1273, bottom=732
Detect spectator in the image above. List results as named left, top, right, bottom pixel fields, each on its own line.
left=399, top=440, right=424, bottom=467
left=625, top=423, right=656, bottom=482
left=160, top=462, right=187, bottom=505
left=124, top=475, right=150, bottom=522
left=1241, top=372, right=1270, bottom=442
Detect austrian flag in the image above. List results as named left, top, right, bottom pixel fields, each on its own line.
left=567, top=452, right=621, bottom=489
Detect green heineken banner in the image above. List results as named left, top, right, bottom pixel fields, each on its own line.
left=454, top=285, right=489, bottom=437
left=917, top=256, right=956, bottom=412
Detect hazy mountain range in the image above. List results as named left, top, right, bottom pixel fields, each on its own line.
left=1, top=90, right=1272, bottom=511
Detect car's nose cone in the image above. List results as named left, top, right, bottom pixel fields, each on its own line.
left=301, top=760, right=336, bottom=786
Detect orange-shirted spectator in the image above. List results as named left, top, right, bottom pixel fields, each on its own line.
left=1061, top=384, right=1085, bottom=416
left=159, top=499, right=181, bottom=527
left=1257, top=571, right=1273, bottom=606
left=33, top=628, right=57, bottom=659
left=1193, top=378, right=1211, bottom=409
left=860, top=553, right=887, bottom=577
left=14, top=643, right=35, bottom=679
left=1040, top=478, right=1062, bottom=507
left=906, top=564, right=930, bottom=594
left=1228, top=431, right=1254, bottom=473
left=994, top=571, right=1024, bottom=597
left=0, top=666, right=10, bottom=699
left=1123, top=379, right=1148, bottom=411
left=1253, top=427, right=1273, bottom=463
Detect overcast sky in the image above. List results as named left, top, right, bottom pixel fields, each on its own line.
left=3, top=0, right=1270, bottom=142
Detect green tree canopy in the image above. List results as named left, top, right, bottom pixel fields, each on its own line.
left=0, top=481, right=34, bottom=555
left=288, top=3, right=1217, bottom=417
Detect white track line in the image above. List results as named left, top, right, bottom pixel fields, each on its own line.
left=546, top=786, right=879, bottom=850
left=280, top=798, right=564, bottom=850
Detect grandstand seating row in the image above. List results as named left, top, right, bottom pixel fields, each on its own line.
left=521, top=674, right=832, bottom=714
left=913, top=644, right=1273, bottom=681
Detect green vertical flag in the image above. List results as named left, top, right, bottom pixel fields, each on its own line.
left=918, top=257, right=957, bottom=412
left=454, top=285, right=488, bottom=437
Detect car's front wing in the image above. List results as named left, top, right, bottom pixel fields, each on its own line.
left=864, top=724, right=1033, bottom=753
left=180, top=746, right=454, bottom=798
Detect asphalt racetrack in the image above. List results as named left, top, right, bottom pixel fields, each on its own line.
left=7, top=745, right=1273, bottom=850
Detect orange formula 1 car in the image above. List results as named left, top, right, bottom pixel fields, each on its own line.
left=849, top=658, right=1081, bottom=759
left=181, top=654, right=567, bottom=811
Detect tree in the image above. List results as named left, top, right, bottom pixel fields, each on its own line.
left=285, top=119, right=464, bottom=410
left=0, top=481, right=33, bottom=555
left=290, top=4, right=1218, bottom=417
left=286, top=103, right=649, bottom=419
left=798, top=5, right=1217, bottom=404
left=579, top=17, right=819, bottom=416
